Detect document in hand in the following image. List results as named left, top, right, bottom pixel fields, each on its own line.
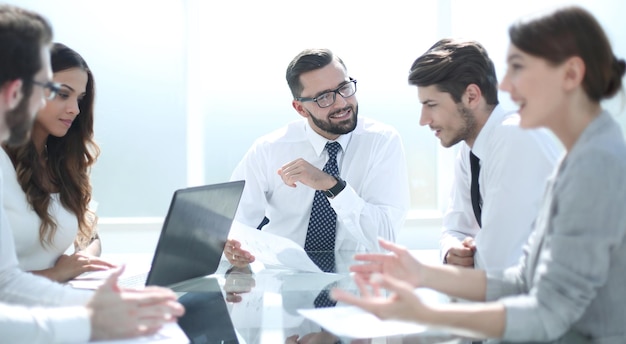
left=228, top=221, right=323, bottom=273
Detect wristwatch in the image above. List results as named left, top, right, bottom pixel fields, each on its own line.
left=323, top=176, right=346, bottom=198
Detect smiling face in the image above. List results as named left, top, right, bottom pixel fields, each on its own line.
left=291, top=59, right=358, bottom=140
left=32, top=67, right=87, bottom=143
left=499, top=44, right=568, bottom=130
left=417, top=85, right=478, bottom=148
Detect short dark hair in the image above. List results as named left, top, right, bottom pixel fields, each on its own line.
left=286, top=48, right=347, bottom=98
left=0, top=4, right=53, bottom=145
left=509, top=5, right=625, bottom=102
left=0, top=4, right=53, bottom=89
left=408, top=38, right=499, bottom=106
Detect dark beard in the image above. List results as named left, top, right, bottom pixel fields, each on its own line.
left=443, top=104, right=478, bottom=148
left=5, top=92, right=34, bottom=147
left=308, top=104, right=358, bottom=136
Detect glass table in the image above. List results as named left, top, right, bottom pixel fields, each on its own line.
left=171, top=250, right=465, bottom=344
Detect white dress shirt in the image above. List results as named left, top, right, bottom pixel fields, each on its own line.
left=231, top=116, right=410, bottom=252
left=0, top=148, right=79, bottom=271
left=0, top=163, right=92, bottom=343
left=441, top=106, right=561, bottom=270
left=0, top=303, right=89, bottom=343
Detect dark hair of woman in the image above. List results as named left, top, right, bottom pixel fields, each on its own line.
left=4, top=42, right=100, bottom=248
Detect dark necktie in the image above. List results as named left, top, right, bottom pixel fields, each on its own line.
left=308, top=251, right=337, bottom=307
left=314, top=284, right=338, bottom=308
left=307, top=251, right=336, bottom=273
left=308, top=251, right=338, bottom=307
left=470, top=151, right=482, bottom=227
left=305, top=141, right=341, bottom=252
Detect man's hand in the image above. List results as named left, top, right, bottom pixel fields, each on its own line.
left=88, top=266, right=185, bottom=341
left=444, top=237, right=476, bottom=268
left=224, top=266, right=255, bottom=303
left=224, top=238, right=255, bottom=268
left=277, top=158, right=336, bottom=190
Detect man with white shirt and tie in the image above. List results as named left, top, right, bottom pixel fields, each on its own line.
left=225, top=48, right=410, bottom=267
left=409, top=38, right=560, bottom=271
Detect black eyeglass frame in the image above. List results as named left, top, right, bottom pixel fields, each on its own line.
left=31, top=80, right=62, bottom=100
left=295, top=78, right=357, bottom=108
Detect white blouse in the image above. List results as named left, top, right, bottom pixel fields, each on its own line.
left=0, top=149, right=78, bottom=271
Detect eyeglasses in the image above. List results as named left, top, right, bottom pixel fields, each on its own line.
left=296, top=78, right=357, bottom=108
left=32, top=80, right=62, bottom=100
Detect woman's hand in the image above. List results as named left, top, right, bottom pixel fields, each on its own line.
left=350, top=238, right=424, bottom=288
left=32, top=252, right=116, bottom=282
left=331, top=272, right=431, bottom=324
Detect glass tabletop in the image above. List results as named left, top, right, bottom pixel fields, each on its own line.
left=172, top=250, right=464, bottom=344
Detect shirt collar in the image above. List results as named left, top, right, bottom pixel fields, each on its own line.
left=304, top=120, right=352, bottom=156
left=471, top=105, right=507, bottom=160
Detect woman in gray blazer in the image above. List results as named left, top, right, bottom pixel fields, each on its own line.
left=332, top=5, right=626, bottom=343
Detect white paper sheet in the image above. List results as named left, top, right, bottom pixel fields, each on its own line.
left=90, top=322, right=189, bottom=343
left=228, top=221, right=322, bottom=272
left=298, top=306, right=430, bottom=338
left=299, top=288, right=449, bottom=339
left=69, top=262, right=152, bottom=290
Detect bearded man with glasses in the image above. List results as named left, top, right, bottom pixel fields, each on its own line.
left=225, top=48, right=410, bottom=269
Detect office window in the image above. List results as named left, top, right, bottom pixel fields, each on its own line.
left=10, top=0, right=626, bottom=223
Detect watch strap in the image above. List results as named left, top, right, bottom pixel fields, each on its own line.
left=323, top=177, right=346, bottom=198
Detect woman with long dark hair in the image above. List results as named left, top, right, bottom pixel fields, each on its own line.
left=1, top=43, right=114, bottom=282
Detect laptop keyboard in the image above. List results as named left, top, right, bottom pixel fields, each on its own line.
left=117, top=272, right=148, bottom=289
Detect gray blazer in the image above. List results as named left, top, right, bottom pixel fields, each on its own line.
left=485, top=111, right=626, bottom=344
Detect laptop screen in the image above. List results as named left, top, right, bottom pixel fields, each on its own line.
left=146, top=181, right=245, bottom=287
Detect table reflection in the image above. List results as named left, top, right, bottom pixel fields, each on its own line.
left=175, top=250, right=461, bottom=343
left=176, top=278, right=239, bottom=343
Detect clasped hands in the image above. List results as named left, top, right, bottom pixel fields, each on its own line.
left=444, top=237, right=476, bottom=268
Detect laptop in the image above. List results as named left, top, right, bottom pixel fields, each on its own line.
left=117, top=180, right=245, bottom=288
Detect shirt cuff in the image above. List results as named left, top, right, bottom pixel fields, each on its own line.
left=328, top=182, right=363, bottom=213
